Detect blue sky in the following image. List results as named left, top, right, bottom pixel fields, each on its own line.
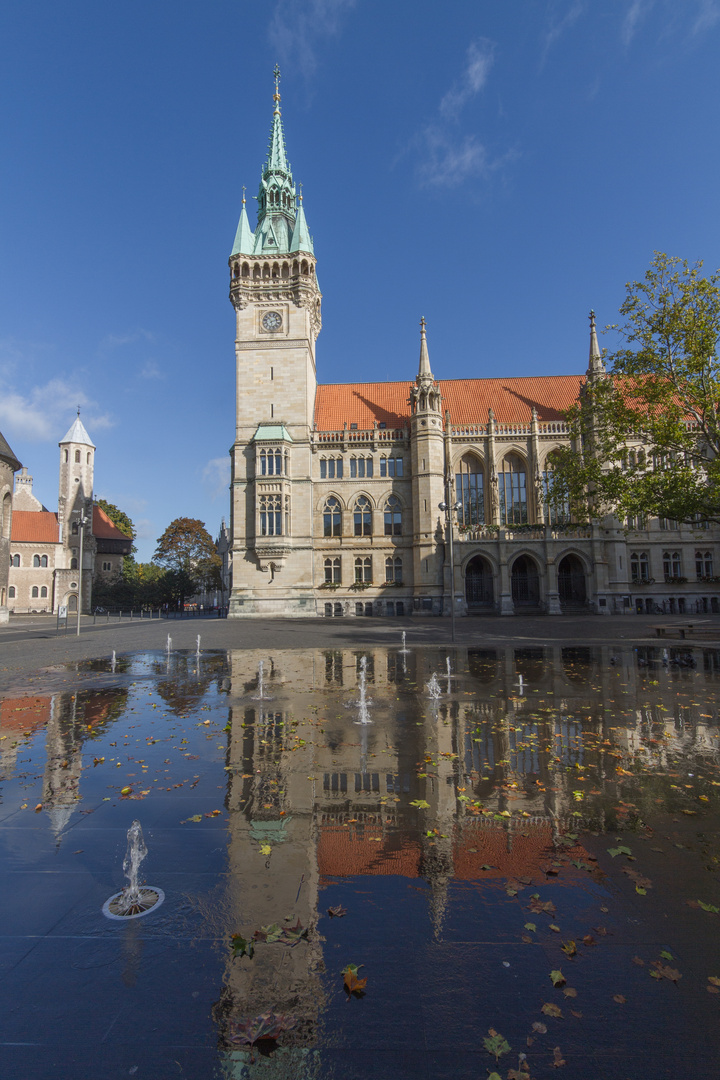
left=1, top=1, right=718, bottom=561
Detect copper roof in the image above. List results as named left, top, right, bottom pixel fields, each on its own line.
left=314, top=376, right=583, bottom=431
left=10, top=511, right=59, bottom=543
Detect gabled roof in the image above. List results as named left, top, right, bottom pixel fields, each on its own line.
left=11, top=511, right=60, bottom=543
left=92, top=505, right=132, bottom=541
left=314, top=375, right=583, bottom=431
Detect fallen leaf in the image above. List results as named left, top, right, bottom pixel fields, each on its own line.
left=549, top=924, right=561, bottom=933
left=532, top=1022, right=547, bottom=1034
left=342, top=963, right=367, bottom=996
left=553, top=1046, right=566, bottom=1067
left=483, top=1029, right=510, bottom=1062
left=542, top=1002, right=563, bottom=1018
left=528, top=896, right=556, bottom=915
left=229, top=1011, right=296, bottom=1046
left=550, top=970, right=566, bottom=987
left=328, top=905, right=347, bottom=918
left=652, top=962, right=681, bottom=983
left=561, top=940, right=577, bottom=958
left=259, top=844, right=272, bottom=856
left=562, top=987, right=577, bottom=998
left=613, top=994, right=626, bottom=1004
left=570, top=1009, right=583, bottom=1018
left=632, top=956, right=645, bottom=966
left=409, top=799, right=430, bottom=809
left=582, top=935, right=597, bottom=947
left=697, top=900, right=720, bottom=914
left=660, top=950, right=673, bottom=961
left=607, top=846, right=632, bottom=858
left=230, top=934, right=254, bottom=959
left=708, top=976, right=720, bottom=986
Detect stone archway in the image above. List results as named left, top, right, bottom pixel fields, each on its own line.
left=465, top=555, right=494, bottom=608
left=558, top=554, right=586, bottom=608
left=511, top=555, right=540, bottom=608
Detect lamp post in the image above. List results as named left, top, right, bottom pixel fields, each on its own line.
left=76, top=506, right=90, bottom=636
left=439, top=496, right=462, bottom=643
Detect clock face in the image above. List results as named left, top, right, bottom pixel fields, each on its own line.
left=262, top=310, right=282, bottom=333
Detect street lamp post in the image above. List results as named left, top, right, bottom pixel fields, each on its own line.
left=76, top=507, right=90, bottom=636
left=439, top=494, right=462, bottom=643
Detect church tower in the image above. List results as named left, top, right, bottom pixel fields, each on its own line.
left=57, top=412, right=96, bottom=613
left=228, top=69, right=321, bottom=617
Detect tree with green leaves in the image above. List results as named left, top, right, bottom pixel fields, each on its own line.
left=548, top=253, right=720, bottom=526
left=154, top=518, right=221, bottom=606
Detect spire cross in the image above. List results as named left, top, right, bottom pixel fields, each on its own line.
left=76, top=405, right=81, bottom=417
left=420, top=316, right=426, bottom=335
left=589, top=309, right=596, bottom=329
left=273, top=64, right=281, bottom=112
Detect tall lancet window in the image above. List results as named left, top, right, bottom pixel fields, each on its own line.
left=499, top=454, right=528, bottom=525
left=455, top=454, right=484, bottom=526
left=259, top=494, right=282, bottom=536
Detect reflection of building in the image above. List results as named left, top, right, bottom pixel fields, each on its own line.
left=0, top=428, right=21, bottom=622
left=8, top=414, right=132, bottom=613
left=228, top=76, right=720, bottom=619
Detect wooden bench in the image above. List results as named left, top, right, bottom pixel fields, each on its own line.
left=653, top=624, right=695, bottom=639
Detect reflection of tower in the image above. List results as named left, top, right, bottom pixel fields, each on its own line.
left=42, top=693, right=84, bottom=842
left=216, top=654, right=324, bottom=1068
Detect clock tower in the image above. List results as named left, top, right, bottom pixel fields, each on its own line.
left=227, top=69, right=321, bottom=616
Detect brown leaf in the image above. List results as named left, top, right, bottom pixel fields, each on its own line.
left=708, top=976, right=720, bottom=986
left=570, top=1009, right=583, bottom=1018
left=652, top=962, right=681, bottom=983
left=553, top=1046, right=566, bottom=1067
left=707, top=985, right=720, bottom=994
left=562, top=987, right=577, bottom=998
left=561, top=940, right=577, bottom=958
left=613, top=994, right=626, bottom=1004
left=342, top=967, right=367, bottom=995
left=327, top=905, right=347, bottom=918
left=521, top=933, right=533, bottom=944
left=528, top=896, right=556, bottom=915
left=532, top=1022, right=547, bottom=1034
left=582, top=934, right=597, bottom=947
left=632, top=956, right=645, bottom=966
left=542, top=1002, right=563, bottom=1018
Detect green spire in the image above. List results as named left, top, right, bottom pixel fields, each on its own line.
left=231, top=187, right=255, bottom=256
left=289, top=189, right=314, bottom=254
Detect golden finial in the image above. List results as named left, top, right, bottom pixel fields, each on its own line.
left=242, top=184, right=246, bottom=207
left=273, top=63, right=281, bottom=112
left=298, top=181, right=303, bottom=204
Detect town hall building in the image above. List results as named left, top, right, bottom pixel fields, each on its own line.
left=226, top=75, right=719, bottom=619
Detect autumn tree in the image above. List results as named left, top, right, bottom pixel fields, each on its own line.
left=548, top=253, right=720, bottom=526
left=154, top=518, right=221, bottom=606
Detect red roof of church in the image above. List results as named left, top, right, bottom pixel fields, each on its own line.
left=92, top=505, right=131, bottom=541
left=314, top=376, right=583, bottom=431
left=10, top=511, right=59, bottom=543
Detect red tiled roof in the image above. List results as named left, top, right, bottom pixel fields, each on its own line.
left=10, top=511, right=59, bottom=543
left=317, top=826, right=422, bottom=877
left=314, top=376, right=583, bottom=430
left=92, top=505, right=132, bottom=541
left=0, top=696, right=51, bottom=735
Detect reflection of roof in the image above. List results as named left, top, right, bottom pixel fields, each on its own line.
left=314, top=376, right=583, bottom=431
left=92, top=505, right=132, bottom=541
left=318, top=826, right=421, bottom=877
left=0, top=696, right=51, bottom=734
left=317, top=821, right=592, bottom=882
left=10, top=511, right=59, bottom=543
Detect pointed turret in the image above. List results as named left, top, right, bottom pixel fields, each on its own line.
left=587, top=309, right=605, bottom=377
left=417, top=316, right=433, bottom=383
left=60, top=412, right=95, bottom=449
left=250, top=65, right=303, bottom=256
left=289, top=192, right=314, bottom=254
left=231, top=189, right=255, bottom=256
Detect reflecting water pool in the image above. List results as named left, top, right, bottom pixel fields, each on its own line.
left=1, top=643, right=720, bottom=1079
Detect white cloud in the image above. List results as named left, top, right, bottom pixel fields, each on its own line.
left=202, top=456, right=231, bottom=501
left=439, top=39, right=495, bottom=120
left=139, top=360, right=163, bottom=380
left=690, top=0, right=720, bottom=35
left=0, top=375, right=113, bottom=442
left=541, top=0, right=587, bottom=64
left=417, top=128, right=518, bottom=189
left=269, top=0, right=357, bottom=83
left=622, top=0, right=655, bottom=46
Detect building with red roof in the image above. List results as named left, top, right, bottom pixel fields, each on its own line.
left=223, top=79, right=719, bottom=619
left=7, top=417, right=132, bottom=614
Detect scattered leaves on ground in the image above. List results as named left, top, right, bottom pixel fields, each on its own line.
left=229, top=1012, right=296, bottom=1047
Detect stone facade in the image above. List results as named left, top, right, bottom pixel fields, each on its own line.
left=7, top=417, right=131, bottom=614
left=0, top=431, right=21, bottom=623
left=227, top=85, right=720, bottom=620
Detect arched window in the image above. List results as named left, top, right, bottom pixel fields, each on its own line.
left=663, top=551, right=682, bottom=580
left=696, top=550, right=713, bottom=579
left=40, top=586, right=48, bottom=598
left=86, top=452, right=91, bottom=464
left=324, top=557, right=341, bottom=583
left=71, top=522, right=79, bottom=535
left=354, top=496, right=372, bottom=537
left=385, top=556, right=402, bottom=583
left=8, top=586, right=15, bottom=599
left=354, top=556, right=372, bottom=583
left=499, top=454, right=527, bottom=525
left=384, top=495, right=402, bottom=536
left=260, top=448, right=283, bottom=475
left=542, top=453, right=570, bottom=525
left=259, top=494, right=282, bottom=536
left=630, top=552, right=649, bottom=582
left=33, top=555, right=40, bottom=567
left=31, top=586, right=39, bottom=598
left=74, top=450, right=81, bottom=463
left=455, top=454, right=484, bottom=526
left=64, top=449, right=68, bottom=463
left=40, top=555, right=48, bottom=568
left=70, top=558, right=78, bottom=570
left=11, top=554, right=20, bottom=567
left=1, top=492, right=11, bottom=538
left=323, top=497, right=341, bottom=537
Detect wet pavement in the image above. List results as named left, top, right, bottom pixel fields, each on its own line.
left=0, top=640, right=719, bottom=1078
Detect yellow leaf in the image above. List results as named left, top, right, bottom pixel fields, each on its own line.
left=260, top=844, right=272, bottom=855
